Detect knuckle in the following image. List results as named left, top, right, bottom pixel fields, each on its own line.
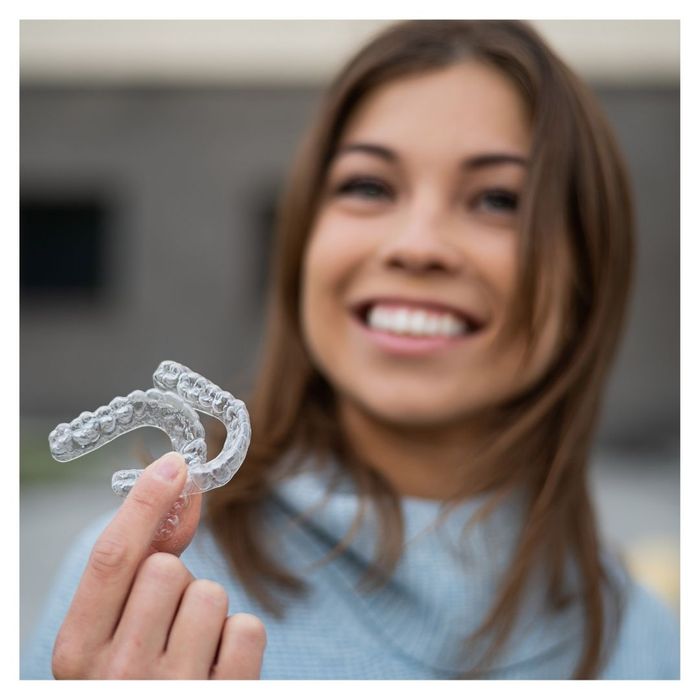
left=158, top=658, right=195, bottom=680
left=140, top=551, right=186, bottom=583
left=89, top=536, right=132, bottom=580
left=228, top=613, right=267, bottom=648
left=52, top=631, right=86, bottom=679
left=128, top=487, right=159, bottom=513
left=104, top=645, right=147, bottom=680
left=104, top=654, right=135, bottom=680
left=188, top=579, right=228, bottom=610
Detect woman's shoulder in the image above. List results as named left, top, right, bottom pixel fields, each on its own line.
left=599, top=551, right=680, bottom=679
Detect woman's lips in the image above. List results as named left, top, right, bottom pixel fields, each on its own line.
left=350, top=310, right=476, bottom=357
left=351, top=297, right=486, bottom=332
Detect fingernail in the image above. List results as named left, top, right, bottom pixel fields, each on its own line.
left=153, top=452, right=184, bottom=482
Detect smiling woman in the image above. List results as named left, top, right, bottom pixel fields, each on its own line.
left=203, top=21, right=672, bottom=679
left=21, top=20, right=678, bottom=681
left=301, top=64, right=548, bottom=497
left=302, top=63, right=565, bottom=467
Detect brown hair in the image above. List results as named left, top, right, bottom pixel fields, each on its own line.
left=206, top=20, right=634, bottom=679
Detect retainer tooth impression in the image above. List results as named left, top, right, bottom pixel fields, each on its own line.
left=48, top=424, right=74, bottom=458
left=47, top=361, right=252, bottom=540
left=153, top=361, right=182, bottom=390
left=126, top=389, right=148, bottom=417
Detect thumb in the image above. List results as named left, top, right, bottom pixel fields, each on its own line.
left=145, top=452, right=202, bottom=557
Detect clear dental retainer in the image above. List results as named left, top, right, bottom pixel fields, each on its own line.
left=47, top=361, right=251, bottom=539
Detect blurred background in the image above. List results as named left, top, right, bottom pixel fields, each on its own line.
left=19, top=20, right=680, bottom=648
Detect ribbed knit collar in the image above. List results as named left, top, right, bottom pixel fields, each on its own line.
left=268, top=454, right=584, bottom=677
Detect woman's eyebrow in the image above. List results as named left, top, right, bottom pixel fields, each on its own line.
left=334, top=142, right=528, bottom=169
left=465, top=153, right=528, bottom=169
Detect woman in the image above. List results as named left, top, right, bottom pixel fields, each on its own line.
left=22, top=20, right=679, bottom=680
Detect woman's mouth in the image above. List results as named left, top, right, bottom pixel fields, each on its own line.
left=351, top=300, right=486, bottom=356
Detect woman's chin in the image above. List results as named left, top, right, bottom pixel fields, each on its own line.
left=343, top=393, right=484, bottom=433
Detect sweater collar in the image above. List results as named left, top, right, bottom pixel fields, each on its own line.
left=269, top=454, right=583, bottom=676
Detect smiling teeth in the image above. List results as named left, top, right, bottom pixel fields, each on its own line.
left=367, top=305, right=467, bottom=337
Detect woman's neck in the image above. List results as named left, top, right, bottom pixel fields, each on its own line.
left=338, top=399, right=491, bottom=501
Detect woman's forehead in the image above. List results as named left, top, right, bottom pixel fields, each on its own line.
left=339, top=62, right=532, bottom=158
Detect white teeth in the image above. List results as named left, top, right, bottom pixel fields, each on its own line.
left=395, top=308, right=409, bottom=334
left=437, top=315, right=452, bottom=335
left=409, top=310, right=427, bottom=335
left=366, top=305, right=468, bottom=337
left=424, top=315, right=440, bottom=335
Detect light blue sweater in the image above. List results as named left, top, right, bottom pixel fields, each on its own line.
left=21, top=456, right=680, bottom=679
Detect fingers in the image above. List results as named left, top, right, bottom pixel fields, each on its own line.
left=60, top=452, right=188, bottom=648
left=111, top=552, right=193, bottom=657
left=212, top=613, right=267, bottom=680
left=165, top=579, right=229, bottom=678
left=53, top=448, right=265, bottom=681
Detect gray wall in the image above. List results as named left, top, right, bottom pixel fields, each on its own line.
left=20, top=84, right=679, bottom=454
left=21, top=87, right=317, bottom=414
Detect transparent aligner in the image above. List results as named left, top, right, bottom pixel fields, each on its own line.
left=49, top=388, right=203, bottom=462
left=152, top=491, right=191, bottom=541
left=48, top=361, right=251, bottom=538
left=48, top=387, right=206, bottom=496
left=152, top=361, right=252, bottom=494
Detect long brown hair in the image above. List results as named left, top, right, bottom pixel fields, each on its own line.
left=206, top=20, right=634, bottom=679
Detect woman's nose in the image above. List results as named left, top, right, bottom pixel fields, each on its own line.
left=378, top=208, right=463, bottom=275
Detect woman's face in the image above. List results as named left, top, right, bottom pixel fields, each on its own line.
left=301, top=61, right=568, bottom=429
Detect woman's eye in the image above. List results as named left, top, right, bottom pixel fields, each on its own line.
left=334, top=177, right=393, bottom=201
left=474, top=189, right=519, bottom=214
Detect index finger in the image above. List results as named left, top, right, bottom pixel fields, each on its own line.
left=60, top=452, right=188, bottom=648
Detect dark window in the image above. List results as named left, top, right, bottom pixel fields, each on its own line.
left=20, top=197, right=110, bottom=299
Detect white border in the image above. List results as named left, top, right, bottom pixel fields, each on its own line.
left=7, top=1, right=695, bottom=697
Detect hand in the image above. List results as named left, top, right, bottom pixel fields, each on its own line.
left=51, top=452, right=267, bottom=679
